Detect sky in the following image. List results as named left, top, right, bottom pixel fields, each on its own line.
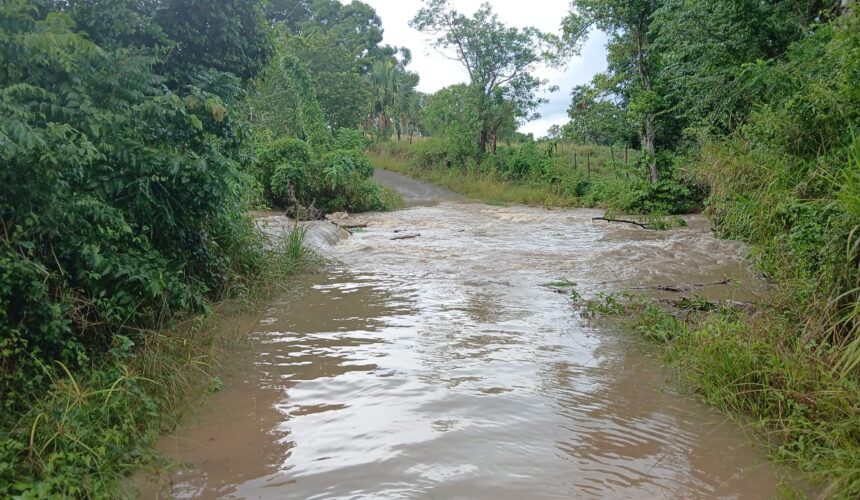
left=352, top=0, right=609, bottom=137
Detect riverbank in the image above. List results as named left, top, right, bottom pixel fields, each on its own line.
left=0, top=226, right=320, bottom=497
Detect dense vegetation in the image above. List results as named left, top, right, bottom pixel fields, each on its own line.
left=0, top=0, right=402, bottom=495
left=564, top=2, right=860, bottom=496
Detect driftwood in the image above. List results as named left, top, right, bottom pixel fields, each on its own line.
left=631, top=278, right=733, bottom=293
left=333, top=222, right=368, bottom=229
left=592, top=216, right=650, bottom=230
left=391, top=233, right=420, bottom=240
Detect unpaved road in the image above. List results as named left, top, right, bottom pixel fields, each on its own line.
left=144, top=173, right=785, bottom=499
left=374, top=168, right=466, bottom=206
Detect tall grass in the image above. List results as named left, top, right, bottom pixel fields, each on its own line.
left=0, top=219, right=319, bottom=498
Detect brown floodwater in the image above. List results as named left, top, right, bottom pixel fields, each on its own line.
left=143, top=177, right=784, bottom=499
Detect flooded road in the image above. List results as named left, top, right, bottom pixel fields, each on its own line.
left=145, top=172, right=781, bottom=499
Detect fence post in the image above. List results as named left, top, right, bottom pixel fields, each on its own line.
left=587, top=152, right=591, bottom=178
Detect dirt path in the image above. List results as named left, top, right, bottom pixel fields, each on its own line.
left=373, top=168, right=466, bottom=206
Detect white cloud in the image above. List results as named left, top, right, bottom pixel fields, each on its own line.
left=351, top=0, right=608, bottom=137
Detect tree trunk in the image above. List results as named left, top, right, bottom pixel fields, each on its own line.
left=478, top=127, right=489, bottom=156
left=643, top=113, right=658, bottom=183
left=491, top=130, right=498, bottom=154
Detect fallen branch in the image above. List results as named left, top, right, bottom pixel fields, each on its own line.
left=592, top=216, right=650, bottom=229
left=333, top=222, right=368, bottom=229
left=631, top=279, right=733, bottom=293
left=391, top=233, right=420, bottom=240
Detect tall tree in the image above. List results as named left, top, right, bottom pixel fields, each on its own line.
left=564, top=0, right=662, bottom=181
left=411, top=0, right=555, bottom=156
left=652, top=0, right=832, bottom=134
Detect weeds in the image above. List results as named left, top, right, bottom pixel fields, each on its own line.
left=370, top=142, right=701, bottom=216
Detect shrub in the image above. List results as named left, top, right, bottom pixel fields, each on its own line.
left=334, top=128, right=371, bottom=152
left=255, top=137, right=312, bottom=203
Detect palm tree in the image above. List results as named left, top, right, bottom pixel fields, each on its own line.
left=366, top=51, right=421, bottom=141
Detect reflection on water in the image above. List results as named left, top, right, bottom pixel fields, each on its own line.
left=146, top=203, right=779, bottom=499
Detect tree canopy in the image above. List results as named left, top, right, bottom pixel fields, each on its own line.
left=411, top=0, right=558, bottom=155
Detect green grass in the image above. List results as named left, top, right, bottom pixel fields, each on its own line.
left=369, top=140, right=702, bottom=217
left=370, top=149, right=583, bottom=208
left=0, top=224, right=320, bottom=498
left=584, top=292, right=860, bottom=498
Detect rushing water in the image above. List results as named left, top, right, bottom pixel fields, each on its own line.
left=143, top=173, right=782, bottom=499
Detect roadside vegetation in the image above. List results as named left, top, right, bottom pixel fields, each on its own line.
left=371, top=140, right=700, bottom=215
left=563, top=3, right=859, bottom=496
left=0, top=0, right=402, bottom=495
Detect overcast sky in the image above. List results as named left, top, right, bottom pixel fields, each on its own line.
left=352, top=0, right=608, bottom=137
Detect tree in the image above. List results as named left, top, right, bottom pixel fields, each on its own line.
left=564, top=0, right=663, bottom=181
left=249, top=47, right=331, bottom=148
left=566, top=84, right=636, bottom=147
left=652, top=0, right=831, bottom=134
left=285, top=29, right=372, bottom=130
left=366, top=51, right=421, bottom=141
left=155, top=0, right=274, bottom=82
left=411, top=0, right=555, bottom=156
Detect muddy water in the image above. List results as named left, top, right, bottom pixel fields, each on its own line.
left=145, top=181, right=782, bottom=499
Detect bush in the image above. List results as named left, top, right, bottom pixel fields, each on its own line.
left=698, top=13, right=860, bottom=362
left=255, top=137, right=312, bottom=204
left=256, top=136, right=397, bottom=216
left=334, top=128, right=371, bottom=152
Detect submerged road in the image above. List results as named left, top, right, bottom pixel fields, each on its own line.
left=145, top=170, right=782, bottom=499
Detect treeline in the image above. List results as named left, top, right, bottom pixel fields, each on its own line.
left=0, top=0, right=404, bottom=495
left=374, top=0, right=701, bottom=215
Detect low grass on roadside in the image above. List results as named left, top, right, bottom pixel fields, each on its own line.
left=369, top=140, right=702, bottom=217
left=0, top=225, right=320, bottom=498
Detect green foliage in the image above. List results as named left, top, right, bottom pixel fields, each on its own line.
left=0, top=0, right=313, bottom=494
left=156, top=0, right=274, bottom=82
left=699, top=13, right=860, bottom=362
left=249, top=49, right=332, bottom=147
left=379, top=138, right=700, bottom=215
left=412, top=0, right=557, bottom=155
left=253, top=135, right=395, bottom=216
